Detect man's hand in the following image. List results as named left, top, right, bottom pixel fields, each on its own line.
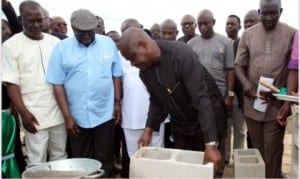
left=276, top=102, right=291, bottom=127
left=224, top=96, right=234, bottom=112
left=20, top=110, right=39, bottom=134
left=243, top=81, right=257, bottom=99
left=65, top=117, right=80, bottom=137
left=138, top=127, right=153, bottom=148
left=291, top=91, right=299, bottom=97
left=204, top=145, right=222, bottom=176
left=113, top=103, right=121, bottom=125
left=259, top=91, right=276, bottom=103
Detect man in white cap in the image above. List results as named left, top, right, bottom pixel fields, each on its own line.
left=46, top=9, right=122, bottom=177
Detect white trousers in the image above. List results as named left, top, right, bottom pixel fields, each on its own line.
left=123, top=124, right=165, bottom=156
left=24, top=123, right=67, bottom=165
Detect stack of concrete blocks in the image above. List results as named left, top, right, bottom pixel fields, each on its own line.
left=290, top=105, right=298, bottom=178
left=233, top=148, right=265, bottom=178
left=129, top=147, right=213, bottom=178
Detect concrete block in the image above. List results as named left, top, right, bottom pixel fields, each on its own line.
left=233, top=148, right=265, bottom=178
left=293, top=125, right=298, bottom=147
left=293, top=107, right=298, bottom=147
left=129, top=147, right=213, bottom=178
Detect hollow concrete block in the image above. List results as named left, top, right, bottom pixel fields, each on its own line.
left=233, top=148, right=265, bottom=178
left=129, top=147, right=213, bottom=178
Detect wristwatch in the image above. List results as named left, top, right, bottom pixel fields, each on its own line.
left=227, top=91, right=234, bottom=97
left=205, top=141, right=218, bottom=147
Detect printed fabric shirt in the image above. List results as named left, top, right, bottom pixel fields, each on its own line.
left=235, top=22, right=296, bottom=121
left=46, top=34, right=122, bottom=128
left=2, top=33, right=64, bottom=129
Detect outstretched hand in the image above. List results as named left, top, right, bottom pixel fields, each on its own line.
left=204, top=145, right=222, bottom=176
left=138, top=127, right=153, bottom=148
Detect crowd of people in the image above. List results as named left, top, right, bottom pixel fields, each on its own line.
left=1, top=0, right=298, bottom=178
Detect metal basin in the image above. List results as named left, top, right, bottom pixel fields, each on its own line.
left=22, top=158, right=105, bottom=178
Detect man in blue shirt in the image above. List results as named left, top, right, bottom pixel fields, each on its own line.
left=46, top=9, right=122, bottom=177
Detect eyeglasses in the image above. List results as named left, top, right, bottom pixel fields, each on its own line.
left=74, top=29, right=95, bottom=37
left=181, top=22, right=195, bottom=27
left=54, top=23, right=67, bottom=27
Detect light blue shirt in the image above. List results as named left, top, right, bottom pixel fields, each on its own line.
left=46, top=34, right=122, bottom=128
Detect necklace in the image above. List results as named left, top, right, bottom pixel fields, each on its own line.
left=155, top=67, right=180, bottom=95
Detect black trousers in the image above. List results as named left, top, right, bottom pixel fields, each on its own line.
left=120, top=128, right=130, bottom=178
left=69, top=120, right=115, bottom=178
left=114, top=123, right=122, bottom=160
left=14, top=116, right=27, bottom=173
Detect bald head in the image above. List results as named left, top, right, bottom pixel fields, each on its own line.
left=197, top=9, right=215, bottom=39
left=119, top=27, right=150, bottom=53
left=150, top=23, right=161, bottom=39
left=180, top=14, right=197, bottom=39
left=197, top=9, right=214, bottom=21
left=151, top=23, right=160, bottom=31
left=41, top=8, right=51, bottom=33
left=181, top=14, right=196, bottom=24
left=160, top=19, right=178, bottom=41
left=42, top=8, right=49, bottom=18
left=51, top=16, right=67, bottom=35
left=243, top=10, right=260, bottom=29
left=161, top=19, right=177, bottom=30
left=120, top=18, right=140, bottom=33
left=19, top=0, right=42, bottom=16
left=258, top=0, right=282, bottom=31
left=119, top=27, right=160, bottom=70
left=259, top=0, right=281, bottom=9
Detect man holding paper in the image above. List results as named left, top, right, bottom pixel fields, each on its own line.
left=234, top=0, right=296, bottom=177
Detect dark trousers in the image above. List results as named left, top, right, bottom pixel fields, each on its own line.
left=120, top=128, right=130, bottom=178
left=246, top=131, right=253, bottom=148
left=246, top=117, right=285, bottom=178
left=69, top=120, right=115, bottom=178
left=164, top=122, right=174, bottom=148
left=114, top=124, right=122, bottom=160
left=14, top=117, right=26, bottom=173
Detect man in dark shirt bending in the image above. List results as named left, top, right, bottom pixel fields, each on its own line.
left=119, top=27, right=227, bottom=176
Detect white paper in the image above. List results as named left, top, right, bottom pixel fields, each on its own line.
left=253, top=76, right=274, bottom=112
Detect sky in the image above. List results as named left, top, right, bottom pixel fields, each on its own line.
left=1, top=0, right=299, bottom=37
